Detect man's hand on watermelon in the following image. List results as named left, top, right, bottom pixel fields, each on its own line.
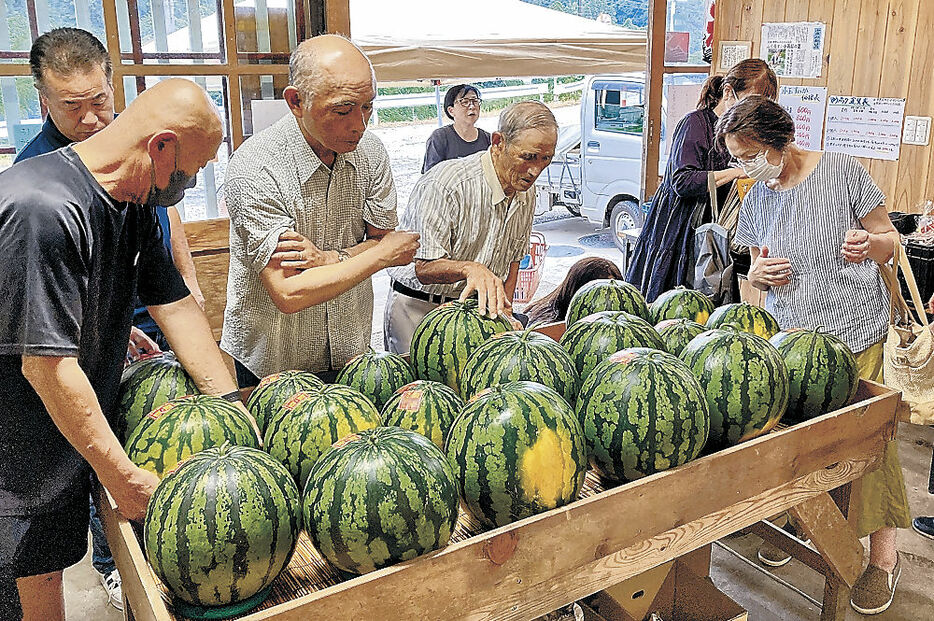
left=126, top=326, right=161, bottom=362
left=459, top=263, right=512, bottom=319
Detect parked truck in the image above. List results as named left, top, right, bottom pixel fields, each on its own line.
left=536, top=74, right=706, bottom=253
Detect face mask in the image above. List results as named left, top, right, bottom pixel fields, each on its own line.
left=145, top=146, right=197, bottom=206
left=741, top=150, right=784, bottom=183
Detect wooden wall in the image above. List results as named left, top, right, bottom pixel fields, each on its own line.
left=714, top=0, right=934, bottom=213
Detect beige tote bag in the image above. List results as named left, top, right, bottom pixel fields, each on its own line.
left=882, top=244, right=934, bottom=425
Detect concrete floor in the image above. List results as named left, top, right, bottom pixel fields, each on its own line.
left=64, top=212, right=933, bottom=619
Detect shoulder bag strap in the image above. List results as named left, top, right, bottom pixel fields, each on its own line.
left=898, top=244, right=929, bottom=327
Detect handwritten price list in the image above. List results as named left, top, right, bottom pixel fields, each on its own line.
left=824, top=96, right=906, bottom=161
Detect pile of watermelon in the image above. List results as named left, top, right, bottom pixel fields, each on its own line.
left=136, top=282, right=863, bottom=610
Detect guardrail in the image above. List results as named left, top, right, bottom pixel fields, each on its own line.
left=374, top=82, right=551, bottom=110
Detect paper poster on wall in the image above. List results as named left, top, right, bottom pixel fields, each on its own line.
left=824, top=96, right=906, bottom=161
left=778, top=86, right=827, bottom=150
left=664, top=84, right=704, bottom=158
left=718, top=41, right=752, bottom=71
left=760, top=22, right=825, bottom=79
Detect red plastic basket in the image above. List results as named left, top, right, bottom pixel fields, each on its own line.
left=513, top=232, right=548, bottom=304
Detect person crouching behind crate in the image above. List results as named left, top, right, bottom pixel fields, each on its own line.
left=523, top=257, right=624, bottom=325
left=383, top=100, right=558, bottom=354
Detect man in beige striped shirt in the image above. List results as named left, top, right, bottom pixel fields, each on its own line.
left=385, top=101, right=558, bottom=354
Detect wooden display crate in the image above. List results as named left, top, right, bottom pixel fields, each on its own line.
left=98, top=373, right=898, bottom=621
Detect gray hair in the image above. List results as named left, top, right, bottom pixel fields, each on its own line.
left=30, top=28, right=112, bottom=91
left=498, top=100, right=558, bottom=143
left=289, top=34, right=374, bottom=102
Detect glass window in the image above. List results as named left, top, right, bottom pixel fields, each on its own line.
left=594, top=85, right=644, bottom=135
left=0, top=76, right=41, bottom=168
left=117, top=0, right=224, bottom=64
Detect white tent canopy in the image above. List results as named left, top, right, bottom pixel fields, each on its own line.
left=145, top=0, right=647, bottom=82
left=352, top=0, right=647, bottom=81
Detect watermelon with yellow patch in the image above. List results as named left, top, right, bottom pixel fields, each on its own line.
left=706, top=302, right=781, bottom=339
left=649, top=287, right=715, bottom=324
left=445, top=381, right=586, bottom=529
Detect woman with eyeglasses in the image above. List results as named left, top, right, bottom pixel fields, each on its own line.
left=626, top=59, right=777, bottom=302
left=422, top=84, right=491, bottom=173
left=718, top=95, right=909, bottom=615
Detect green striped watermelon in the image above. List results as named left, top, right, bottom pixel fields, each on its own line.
left=144, top=445, right=300, bottom=607
left=336, top=350, right=416, bottom=411
left=706, top=302, right=781, bottom=339
left=409, top=299, right=512, bottom=394
left=380, top=380, right=463, bottom=450
left=655, top=319, right=707, bottom=356
left=566, top=279, right=650, bottom=326
left=246, top=371, right=324, bottom=435
left=559, top=310, right=666, bottom=381
left=124, top=395, right=259, bottom=477
left=460, top=329, right=580, bottom=403
left=116, top=352, right=199, bottom=442
left=576, top=348, right=709, bottom=482
left=264, top=385, right=381, bottom=489
left=303, top=427, right=458, bottom=575
left=649, top=287, right=715, bottom=324
left=680, top=327, right=789, bottom=450
left=446, top=381, right=587, bottom=529
left=770, top=328, right=859, bottom=423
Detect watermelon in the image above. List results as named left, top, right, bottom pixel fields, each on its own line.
left=116, top=352, right=199, bottom=442
left=770, top=327, right=859, bottom=423
left=559, top=310, right=666, bottom=381
left=264, top=385, right=381, bottom=489
left=381, top=380, right=463, bottom=450
left=144, top=445, right=300, bottom=607
left=446, top=381, right=587, bottom=529
left=565, top=279, right=650, bottom=326
left=576, top=348, right=709, bottom=483
left=649, top=286, right=715, bottom=324
left=459, top=329, right=580, bottom=403
left=706, top=302, right=781, bottom=339
left=680, top=327, right=789, bottom=450
left=655, top=319, right=706, bottom=356
left=336, top=350, right=416, bottom=411
left=125, top=395, right=259, bottom=477
left=303, top=427, right=458, bottom=574
left=409, top=299, right=512, bottom=393
left=246, top=371, right=324, bottom=435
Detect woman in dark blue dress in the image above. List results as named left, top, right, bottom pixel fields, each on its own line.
left=626, top=59, right=777, bottom=302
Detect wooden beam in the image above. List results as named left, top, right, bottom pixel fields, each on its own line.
left=642, top=0, right=667, bottom=201
left=325, top=0, right=350, bottom=36
left=100, top=0, right=126, bottom=110
left=0, top=65, right=31, bottom=76
left=790, top=492, right=864, bottom=587
left=114, top=64, right=289, bottom=77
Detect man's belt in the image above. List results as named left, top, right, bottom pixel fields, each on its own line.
left=391, top=280, right=457, bottom=305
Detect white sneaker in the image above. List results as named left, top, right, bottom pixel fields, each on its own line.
left=98, top=569, right=124, bottom=611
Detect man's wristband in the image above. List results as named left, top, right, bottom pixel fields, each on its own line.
left=219, top=390, right=243, bottom=403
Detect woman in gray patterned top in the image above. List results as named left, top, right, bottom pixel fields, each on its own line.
left=717, top=96, right=909, bottom=616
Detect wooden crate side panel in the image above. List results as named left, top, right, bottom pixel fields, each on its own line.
left=240, top=387, right=897, bottom=621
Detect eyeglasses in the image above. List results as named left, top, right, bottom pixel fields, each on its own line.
left=455, top=97, right=482, bottom=108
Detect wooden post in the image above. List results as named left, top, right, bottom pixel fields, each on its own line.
left=642, top=0, right=668, bottom=202
left=326, top=0, right=351, bottom=36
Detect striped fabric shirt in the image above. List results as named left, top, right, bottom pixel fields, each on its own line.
left=221, top=114, right=398, bottom=376
left=388, top=150, right=534, bottom=297
left=734, top=151, right=888, bottom=353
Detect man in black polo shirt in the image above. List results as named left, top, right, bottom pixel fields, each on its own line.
left=0, top=78, right=247, bottom=620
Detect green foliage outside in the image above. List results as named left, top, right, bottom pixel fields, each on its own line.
left=374, top=76, right=584, bottom=124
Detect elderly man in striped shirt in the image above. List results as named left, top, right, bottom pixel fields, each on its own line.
left=384, top=101, right=558, bottom=354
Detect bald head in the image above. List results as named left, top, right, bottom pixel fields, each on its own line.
left=74, top=78, right=223, bottom=205
left=289, top=34, right=375, bottom=100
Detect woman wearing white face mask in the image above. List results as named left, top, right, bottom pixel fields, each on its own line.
left=626, top=59, right=777, bottom=301
left=718, top=96, right=910, bottom=616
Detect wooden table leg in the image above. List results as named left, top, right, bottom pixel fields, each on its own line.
left=820, top=575, right=850, bottom=621
left=790, top=492, right=864, bottom=588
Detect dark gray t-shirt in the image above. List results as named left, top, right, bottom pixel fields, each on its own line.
left=422, top=124, right=492, bottom=173
left=0, top=147, right=189, bottom=515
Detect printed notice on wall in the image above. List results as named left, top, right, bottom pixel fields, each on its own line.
left=760, top=22, right=825, bottom=79
left=824, top=96, right=906, bottom=161
left=778, top=86, right=827, bottom=150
